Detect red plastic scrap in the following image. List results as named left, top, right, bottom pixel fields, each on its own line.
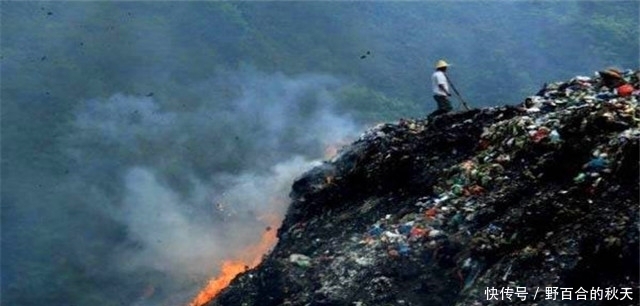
left=617, top=84, right=634, bottom=97
left=464, top=185, right=486, bottom=196
left=531, top=127, right=551, bottom=143
left=410, top=227, right=427, bottom=238
left=425, top=207, right=438, bottom=219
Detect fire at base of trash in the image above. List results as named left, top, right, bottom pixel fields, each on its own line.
left=205, top=70, right=639, bottom=306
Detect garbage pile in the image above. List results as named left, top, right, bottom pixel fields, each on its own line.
left=209, top=70, right=639, bottom=306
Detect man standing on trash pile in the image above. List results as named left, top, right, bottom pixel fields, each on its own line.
left=428, top=59, right=453, bottom=120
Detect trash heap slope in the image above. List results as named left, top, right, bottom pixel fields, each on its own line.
left=210, top=71, right=639, bottom=306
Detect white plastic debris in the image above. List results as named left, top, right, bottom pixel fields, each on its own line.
left=289, top=253, right=312, bottom=267
left=429, top=230, right=443, bottom=238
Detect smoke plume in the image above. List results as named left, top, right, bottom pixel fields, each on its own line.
left=2, top=2, right=636, bottom=305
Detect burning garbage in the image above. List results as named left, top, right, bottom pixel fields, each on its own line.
left=188, top=213, right=281, bottom=306
left=204, top=70, right=639, bottom=306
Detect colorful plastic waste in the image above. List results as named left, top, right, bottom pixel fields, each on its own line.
left=618, top=84, right=634, bottom=97
left=368, top=224, right=384, bottom=237
left=585, top=155, right=609, bottom=171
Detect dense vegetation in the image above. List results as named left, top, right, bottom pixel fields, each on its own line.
left=1, top=2, right=637, bottom=305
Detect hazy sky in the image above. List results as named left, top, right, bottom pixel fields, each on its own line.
left=2, top=1, right=638, bottom=305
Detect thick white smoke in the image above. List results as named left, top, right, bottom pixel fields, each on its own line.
left=64, top=68, right=358, bottom=304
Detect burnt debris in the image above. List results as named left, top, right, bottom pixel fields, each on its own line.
left=210, top=70, right=639, bottom=306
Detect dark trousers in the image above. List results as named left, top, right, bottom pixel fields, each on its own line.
left=428, top=95, right=452, bottom=119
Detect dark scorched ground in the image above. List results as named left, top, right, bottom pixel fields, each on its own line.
left=210, top=73, right=639, bottom=306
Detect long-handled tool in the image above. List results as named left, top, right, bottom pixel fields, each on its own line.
left=445, top=74, right=470, bottom=111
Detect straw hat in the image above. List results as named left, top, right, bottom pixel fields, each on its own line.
left=435, top=59, right=450, bottom=69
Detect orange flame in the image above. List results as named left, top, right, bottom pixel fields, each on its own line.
left=188, top=214, right=281, bottom=306
left=188, top=261, right=247, bottom=306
